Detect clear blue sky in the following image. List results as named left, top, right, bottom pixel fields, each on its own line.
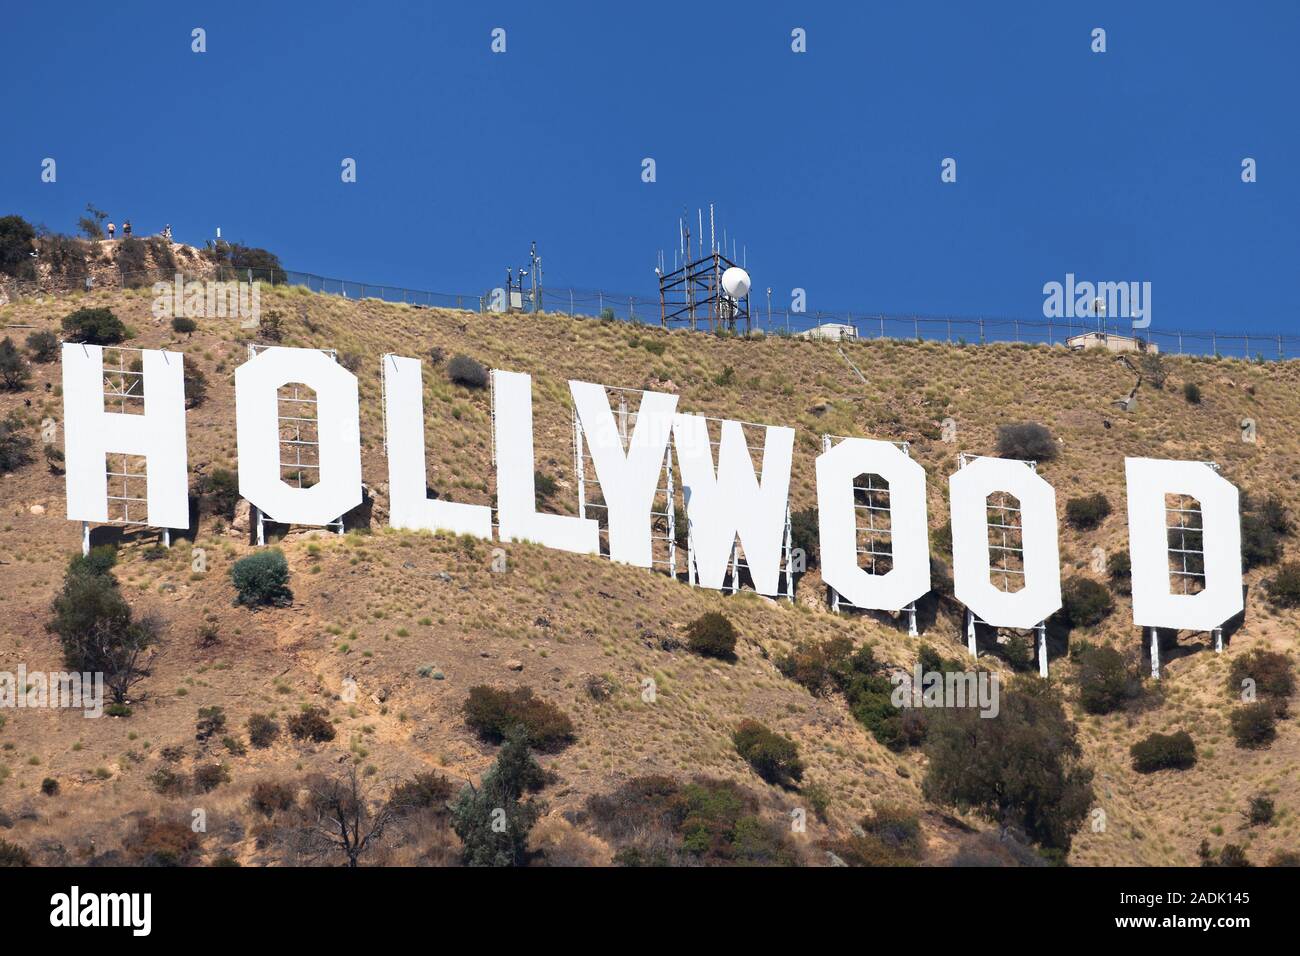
left=2, top=1, right=1296, bottom=334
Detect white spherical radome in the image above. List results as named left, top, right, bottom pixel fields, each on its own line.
left=720, top=266, right=751, bottom=299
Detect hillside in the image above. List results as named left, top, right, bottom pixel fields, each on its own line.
left=1, top=272, right=1298, bottom=867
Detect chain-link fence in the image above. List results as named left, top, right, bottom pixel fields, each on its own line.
left=3, top=262, right=1295, bottom=362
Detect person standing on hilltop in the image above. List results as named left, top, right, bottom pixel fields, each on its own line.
left=123, top=220, right=132, bottom=238
left=106, top=221, right=115, bottom=240
left=162, top=224, right=172, bottom=241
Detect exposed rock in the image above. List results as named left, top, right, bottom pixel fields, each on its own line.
left=231, top=499, right=251, bottom=535
left=28, top=504, right=44, bottom=516
left=505, top=659, right=524, bottom=671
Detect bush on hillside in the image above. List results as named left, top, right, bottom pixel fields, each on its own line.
left=1107, top=550, right=1132, bottom=595
left=1130, top=731, right=1197, bottom=773
left=685, top=612, right=737, bottom=660
left=1264, top=562, right=1300, bottom=609
left=923, top=678, right=1094, bottom=852
left=61, top=307, right=127, bottom=345
left=184, top=362, right=208, bottom=408
left=0, top=337, right=29, bottom=390
left=287, top=706, right=335, bottom=743
left=0, top=215, right=36, bottom=278
left=197, top=467, right=240, bottom=520
left=230, top=549, right=292, bottom=607
left=0, top=413, right=33, bottom=472
left=776, top=636, right=854, bottom=697
left=996, top=422, right=1058, bottom=462
left=246, top=713, right=280, bottom=748
left=1059, top=576, right=1113, bottom=628
left=1230, top=703, right=1278, bottom=750
left=732, top=719, right=804, bottom=788
left=0, top=840, right=32, bottom=867
left=585, top=775, right=797, bottom=867
left=451, top=727, right=544, bottom=866
left=1227, top=648, right=1295, bottom=702
left=1184, top=382, right=1202, bottom=404
left=25, top=330, right=58, bottom=363
left=448, top=355, right=488, bottom=389
left=462, top=685, right=575, bottom=752
left=789, top=507, right=819, bottom=570
left=1065, top=493, right=1112, bottom=530
left=1073, top=642, right=1141, bottom=715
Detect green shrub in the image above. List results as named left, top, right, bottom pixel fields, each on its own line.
left=149, top=766, right=186, bottom=795
left=1065, top=493, right=1111, bottom=530
left=198, top=467, right=240, bottom=519
left=124, top=817, right=201, bottom=866
left=206, top=240, right=286, bottom=284
left=1183, top=382, right=1202, bottom=404
left=924, top=678, right=1094, bottom=851
left=195, top=706, right=227, bottom=741
left=732, top=719, right=804, bottom=787
left=1074, top=642, right=1141, bottom=715
left=1241, top=493, right=1290, bottom=570
left=996, top=422, right=1057, bottom=462
left=184, top=362, right=208, bottom=408
left=61, top=307, right=127, bottom=345
left=0, top=840, right=33, bottom=867
left=249, top=780, right=296, bottom=816
left=230, top=549, right=292, bottom=607
left=287, top=706, right=335, bottom=743
left=462, top=685, right=574, bottom=752
left=533, top=470, right=558, bottom=502
left=41, top=777, right=59, bottom=796
left=1107, top=550, right=1132, bottom=595
left=193, top=762, right=230, bottom=793
left=1265, top=562, right=1300, bottom=609
left=1227, top=648, right=1295, bottom=701
left=448, top=355, right=488, bottom=389
left=685, top=612, right=737, bottom=659
left=0, top=215, right=36, bottom=278
left=24, top=330, right=58, bottom=363
left=1060, top=576, right=1113, bottom=628
left=247, top=713, right=280, bottom=748
left=451, top=727, right=543, bottom=866
left=1230, top=703, right=1277, bottom=750
left=776, top=636, right=854, bottom=696
left=390, top=771, right=454, bottom=812
left=1130, top=730, right=1197, bottom=772
left=827, top=802, right=925, bottom=866
left=1247, top=795, right=1275, bottom=827
left=789, top=507, right=819, bottom=570
left=0, top=413, right=34, bottom=471
left=171, top=316, right=197, bottom=335
left=0, top=337, right=29, bottom=390
left=586, top=775, right=796, bottom=867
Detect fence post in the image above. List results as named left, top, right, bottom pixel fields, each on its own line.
left=1279, top=335, right=1284, bottom=361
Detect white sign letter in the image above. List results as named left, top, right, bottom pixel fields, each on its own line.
left=63, top=344, right=189, bottom=529
left=1125, top=458, right=1243, bottom=631
left=382, top=355, right=491, bottom=538
left=673, top=415, right=794, bottom=596
left=492, top=370, right=598, bottom=554
left=570, top=381, right=677, bottom=567
left=950, top=457, right=1061, bottom=628
left=816, top=438, right=929, bottom=611
left=235, top=347, right=361, bottom=525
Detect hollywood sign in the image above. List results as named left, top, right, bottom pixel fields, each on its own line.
left=60, top=344, right=1244, bottom=643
